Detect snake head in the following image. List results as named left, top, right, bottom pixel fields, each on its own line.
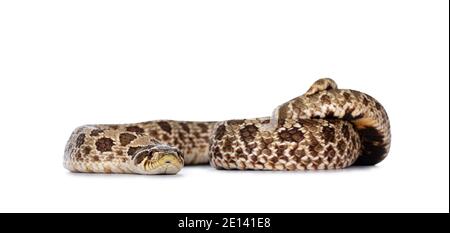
left=131, top=144, right=184, bottom=175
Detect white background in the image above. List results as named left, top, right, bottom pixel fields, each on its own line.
left=0, top=0, right=448, bottom=213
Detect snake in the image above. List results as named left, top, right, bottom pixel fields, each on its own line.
left=64, top=78, right=391, bottom=175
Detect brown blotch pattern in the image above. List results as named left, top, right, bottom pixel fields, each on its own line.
left=320, top=94, right=331, bottom=105
left=239, top=125, right=258, bottom=142
left=269, top=156, right=278, bottom=163
left=197, top=123, right=209, bottom=133
left=324, top=145, right=336, bottom=162
left=162, top=134, right=170, bottom=141
left=179, top=122, right=190, bottom=133
left=337, top=140, right=346, bottom=155
left=177, top=132, right=185, bottom=142
left=275, top=144, right=287, bottom=157
left=341, top=124, right=350, bottom=140
left=149, top=130, right=159, bottom=138
left=126, top=126, right=144, bottom=134
left=95, top=137, right=115, bottom=152
left=213, top=147, right=222, bottom=159
left=90, top=129, right=103, bottom=137
left=74, top=151, right=83, bottom=161
left=214, top=125, right=226, bottom=140
left=308, top=135, right=323, bottom=157
left=157, top=121, right=172, bottom=134
left=362, top=96, right=370, bottom=106
left=82, top=146, right=91, bottom=155
left=321, top=126, right=335, bottom=143
left=375, top=101, right=383, bottom=111
left=75, top=133, right=85, bottom=148
left=236, top=148, right=247, bottom=160
left=343, top=92, right=351, bottom=101
left=119, top=133, right=136, bottom=146
left=278, top=128, right=304, bottom=142
left=223, top=138, right=234, bottom=152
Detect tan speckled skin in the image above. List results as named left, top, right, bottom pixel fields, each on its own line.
left=64, top=78, right=390, bottom=174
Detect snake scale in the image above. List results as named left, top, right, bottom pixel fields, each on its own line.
left=64, top=78, right=391, bottom=174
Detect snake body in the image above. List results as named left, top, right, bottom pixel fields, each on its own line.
left=64, top=78, right=390, bottom=174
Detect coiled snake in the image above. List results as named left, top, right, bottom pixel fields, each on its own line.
left=64, top=78, right=391, bottom=174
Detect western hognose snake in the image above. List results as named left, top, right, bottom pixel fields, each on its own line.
left=64, top=78, right=391, bottom=174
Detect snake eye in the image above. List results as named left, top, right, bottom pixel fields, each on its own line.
left=133, top=148, right=154, bottom=166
